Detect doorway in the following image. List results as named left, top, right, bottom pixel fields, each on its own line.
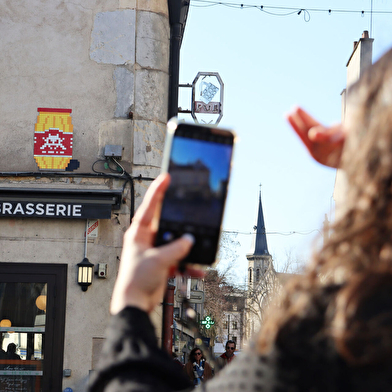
left=0, top=263, right=67, bottom=392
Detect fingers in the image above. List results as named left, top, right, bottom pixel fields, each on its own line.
left=308, top=124, right=344, bottom=144
left=286, top=107, right=313, bottom=150
left=286, top=106, right=345, bottom=168
left=147, top=234, right=195, bottom=268
left=168, top=264, right=206, bottom=277
left=295, top=107, right=319, bottom=128
left=182, top=268, right=205, bottom=278
left=286, top=107, right=320, bottom=134
left=146, top=235, right=194, bottom=285
left=132, top=174, right=170, bottom=227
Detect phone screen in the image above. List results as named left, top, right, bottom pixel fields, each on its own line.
left=161, top=136, right=232, bottom=228
left=156, top=123, right=234, bottom=265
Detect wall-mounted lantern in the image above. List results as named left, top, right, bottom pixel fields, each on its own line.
left=77, top=258, right=94, bottom=292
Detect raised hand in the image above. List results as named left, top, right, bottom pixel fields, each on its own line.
left=287, top=106, right=345, bottom=168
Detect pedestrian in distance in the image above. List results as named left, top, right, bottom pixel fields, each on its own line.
left=6, top=343, right=21, bottom=360
left=184, top=347, right=213, bottom=387
left=89, top=46, right=392, bottom=392
left=216, top=340, right=236, bottom=371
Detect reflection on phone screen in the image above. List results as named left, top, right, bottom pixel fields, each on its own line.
left=160, top=136, right=233, bottom=228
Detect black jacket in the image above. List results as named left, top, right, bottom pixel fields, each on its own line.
left=88, top=305, right=378, bottom=392
left=88, top=307, right=273, bottom=392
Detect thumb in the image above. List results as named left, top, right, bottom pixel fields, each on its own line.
left=151, top=234, right=195, bottom=267
left=308, top=124, right=343, bottom=143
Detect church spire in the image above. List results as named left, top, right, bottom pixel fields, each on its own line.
left=247, top=187, right=269, bottom=256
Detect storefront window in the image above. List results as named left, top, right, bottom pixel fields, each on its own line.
left=0, top=282, right=46, bottom=392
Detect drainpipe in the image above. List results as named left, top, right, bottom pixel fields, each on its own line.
left=167, top=0, right=189, bottom=120
left=162, top=0, right=189, bottom=353
left=168, top=20, right=181, bottom=120
left=162, top=280, right=176, bottom=354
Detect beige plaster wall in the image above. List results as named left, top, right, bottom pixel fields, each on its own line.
left=1, top=1, right=169, bottom=174
left=0, top=0, right=170, bottom=389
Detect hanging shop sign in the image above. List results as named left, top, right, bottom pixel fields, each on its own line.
left=192, top=72, right=224, bottom=125
left=0, top=188, right=122, bottom=219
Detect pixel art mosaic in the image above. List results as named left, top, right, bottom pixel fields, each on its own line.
left=34, top=108, right=79, bottom=171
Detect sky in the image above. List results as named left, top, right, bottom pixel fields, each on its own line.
left=178, top=0, right=392, bottom=280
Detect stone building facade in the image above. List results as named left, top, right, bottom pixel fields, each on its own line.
left=221, top=288, right=246, bottom=351
left=0, top=1, right=181, bottom=390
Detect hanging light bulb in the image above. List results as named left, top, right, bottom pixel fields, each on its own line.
left=0, top=319, right=11, bottom=328
left=0, top=319, right=13, bottom=334
left=36, top=295, right=47, bottom=311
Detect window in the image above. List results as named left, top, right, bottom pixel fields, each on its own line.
left=232, top=322, right=238, bottom=330
left=232, top=336, right=237, bottom=344
left=248, top=268, right=252, bottom=283
left=0, top=263, right=67, bottom=392
left=256, top=268, right=260, bottom=282
left=191, top=278, right=199, bottom=291
left=223, top=321, right=228, bottom=330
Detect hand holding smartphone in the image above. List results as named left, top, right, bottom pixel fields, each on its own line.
left=154, top=119, right=235, bottom=266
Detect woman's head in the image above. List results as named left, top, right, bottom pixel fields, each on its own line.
left=258, top=47, right=392, bottom=372
left=189, top=347, right=204, bottom=363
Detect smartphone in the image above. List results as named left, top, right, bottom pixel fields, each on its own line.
left=154, top=118, right=235, bottom=266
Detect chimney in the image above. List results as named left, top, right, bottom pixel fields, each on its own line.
left=362, top=30, right=369, bottom=39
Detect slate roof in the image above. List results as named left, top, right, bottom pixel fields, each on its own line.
left=247, top=191, right=270, bottom=256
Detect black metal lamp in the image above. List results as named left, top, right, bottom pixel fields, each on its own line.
left=77, top=258, right=94, bottom=291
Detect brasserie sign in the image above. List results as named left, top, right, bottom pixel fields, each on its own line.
left=0, top=188, right=122, bottom=219
left=2, top=202, right=84, bottom=218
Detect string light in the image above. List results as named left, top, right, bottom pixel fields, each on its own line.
left=191, top=0, right=392, bottom=22
left=223, top=229, right=322, bottom=236
left=189, top=0, right=369, bottom=238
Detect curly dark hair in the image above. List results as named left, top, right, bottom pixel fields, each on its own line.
left=257, top=48, right=392, bottom=390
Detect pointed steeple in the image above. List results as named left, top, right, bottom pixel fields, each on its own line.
left=247, top=188, right=269, bottom=256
